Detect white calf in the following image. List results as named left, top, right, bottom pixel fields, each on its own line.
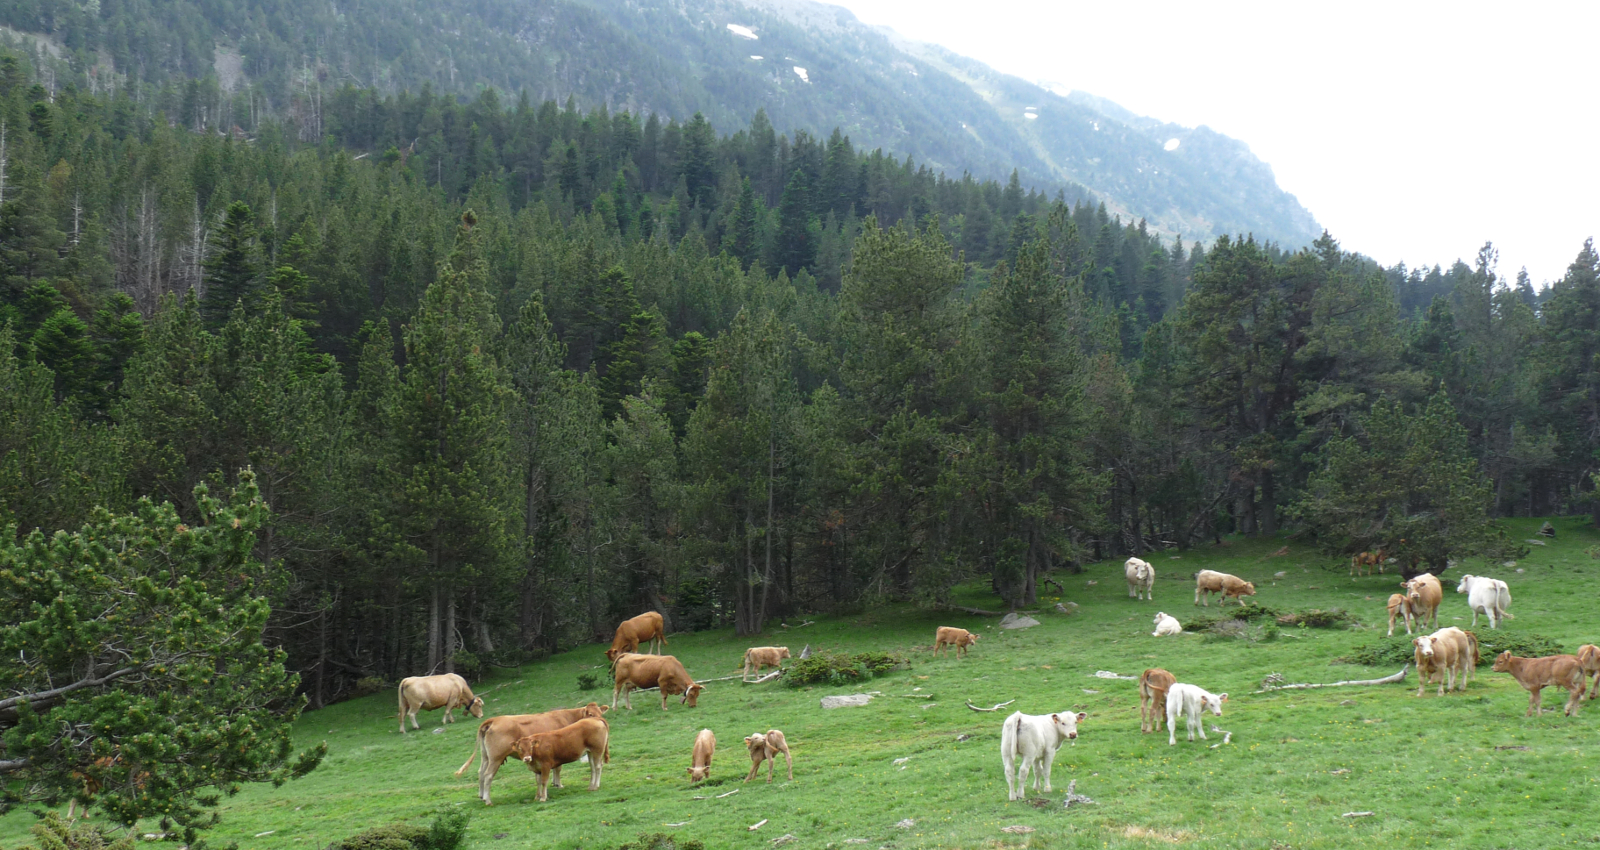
left=1125, top=557, right=1155, bottom=601
left=1152, top=612, right=1182, bottom=636
left=1455, top=574, right=1511, bottom=629
left=1165, top=683, right=1227, bottom=746
left=999, top=709, right=1086, bottom=801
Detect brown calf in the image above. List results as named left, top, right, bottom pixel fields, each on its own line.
left=687, top=728, right=716, bottom=783
left=934, top=626, right=979, bottom=658
left=1386, top=593, right=1417, bottom=637
left=743, top=729, right=793, bottom=783
left=1492, top=651, right=1587, bottom=716
left=740, top=646, right=791, bottom=681
left=1138, top=668, right=1176, bottom=734
left=455, top=702, right=610, bottom=805
left=1351, top=548, right=1387, bottom=577
left=1194, top=570, right=1255, bottom=607
left=514, top=717, right=611, bottom=802
left=1578, top=644, right=1600, bottom=700
left=606, top=611, right=667, bottom=663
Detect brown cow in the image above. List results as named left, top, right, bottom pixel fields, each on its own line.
left=1578, top=644, right=1600, bottom=700
left=513, top=717, right=611, bottom=802
left=1194, top=570, right=1255, bottom=607
left=605, top=611, right=667, bottom=663
left=1386, top=592, right=1418, bottom=637
left=1138, top=668, right=1176, bottom=734
left=934, top=626, right=979, bottom=658
left=1351, top=548, right=1387, bottom=577
left=1403, top=573, right=1443, bottom=630
left=398, top=673, right=484, bottom=733
left=611, top=653, right=704, bottom=710
left=1413, top=627, right=1473, bottom=696
left=743, top=729, right=793, bottom=783
left=1492, top=651, right=1587, bottom=716
left=454, top=702, right=610, bottom=805
left=740, top=646, right=791, bottom=681
left=687, top=728, right=716, bottom=783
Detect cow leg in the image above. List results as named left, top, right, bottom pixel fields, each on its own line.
left=783, top=750, right=793, bottom=781
left=552, top=764, right=563, bottom=788
left=610, top=683, right=621, bottom=710
left=1528, top=687, right=1541, bottom=716
left=1014, top=756, right=1029, bottom=799
left=481, top=752, right=503, bottom=803
left=745, top=759, right=761, bottom=783
left=1040, top=749, right=1056, bottom=793
left=537, top=768, right=550, bottom=802
left=590, top=749, right=603, bottom=790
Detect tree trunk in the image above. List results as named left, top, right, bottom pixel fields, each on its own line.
left=444, top=592, right=458, bottom=675
left=427, top=582, right=442, bottom=673
left=1260, top=467, right=1277, bottom=536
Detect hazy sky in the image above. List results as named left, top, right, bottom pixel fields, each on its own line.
left=825, top=0, right=1596, bottom=285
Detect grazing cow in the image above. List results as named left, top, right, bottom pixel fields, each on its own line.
left=999, top=709, right=1086, bottom=801
left=934, top=626, right=979, bottom=658
left=743, top=729, right=794, bottom=783
left=1165, top=683, right=1227, bottom=746
left=1350, top=548, right=1387, bottom=577
left=611, top=653, right=704, bottom=710
left=1413, top=627, right=1473, bottom=696
left=1577, top=644, right=1600, bottom=700
left=1492, top=651, right=1587, bottom=717
left=1382, top=595, right=1420, bottom=633
left=1403, top=573, right=1443, bottom=630
left=1138, top=668, right=1176, bottom=734
left=1125, top=557, right=1156, bottom=601
left=740, top=646, right=791, bottom=681
left=454, top=702, right=610, bottom=805
left=1455, top=574, right=1512, bottom=629
left=513, top=717, right=610, bottom=802
left=687, top=729, right=716, bottom=783
left=397, top=673, right=484, bottom=734
left=605, top=611, right=667, bottom=663
left=1193, top=570, right=1255, bottom=607
left=1152, top=611, right=1182, bottom=637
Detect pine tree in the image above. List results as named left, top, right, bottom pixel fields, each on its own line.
left=680, top=112, right=718, bottom=211
left=772, top=168, right=817, bottom=277
left=202, top=200, right=263, bottom=327
left=722, top=176, right=760, bottom=269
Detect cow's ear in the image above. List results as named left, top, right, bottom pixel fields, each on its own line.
left=598, top=704, right=610, bottom=713
left=1218, top=694, right=1228, bottom=702
left=1050, top=713, right=1059, bottom=722
left=1076, top=712, right=1087, bottom=722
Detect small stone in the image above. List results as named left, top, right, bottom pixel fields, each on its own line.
left=821, top=693, right=875, bottom=709
left=1000, top=825, right=1035, bottom=834
left=431, top=727, right=445, bottom=735
left=895, top=819, right=916, bottom=829
left=494, top=833, right=510, bottom=840
left=999, top=613, right=1041, bottom=630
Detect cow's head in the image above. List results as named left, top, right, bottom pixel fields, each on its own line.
left=682, top=683, right=704, bottom=707
left=744, top=732, right=768, bottom=753
left=466, top=696, right=485, bottom=718
left=1455, top=574, right=1475, bottom=594
left=1050, top=712, right=1088, bottom=740
left=605, top=647, right=623, bottom=662
left=513, top=736, right=542, bottom=766
left=687, top=764, right=711, bottom=782
left=1153, top=612, right=1168, bottom=625
left=1202, top=693, right=1227, bottom=716
left=580, top=702, right=610, bottom=719
left=1414, top=636, right=1436, bottom=659
left=778, top=647, right=792, bottom=659
left=1579, top=645, right=1600, bottom=667
left=1238, top=581, right=1256, bottom=597
left=1491, top=650, right=1514, bottom=672
left=962, top=633, right=980, bottom=646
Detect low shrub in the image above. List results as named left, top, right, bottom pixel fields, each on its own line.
left=614, top=833, right=706, bottom=850
left=576, top=672, right=601, bottom=691
left=783, top=650, right=907, bottom=688
left=1201, top=618, right=1279, bottom=643
left=1183, top=603, right=1283, bottom=632
left=1277, top=608, right=1360, bottom=628
left=1340, top=631, right=1566, bottom=666
left=352, top=676, right=388, bottom=698
left=335, top=808, right=470, bottom=850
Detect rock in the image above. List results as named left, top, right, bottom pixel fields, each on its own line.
left=431, top=727, right=445, bottom=735
left=1525, top=539, right=1547, bottom=546
left=799, top=644, right=811, bottom=660
left=999, top=613, right=1041, bottom=630
left=821, top=693, right=875, bottom=709
left=1274, top=571, right=1287, bottom=578
left=893, top=757, right=911, bottom=765
left=771, top=835, right=797, bottom=846
left=1000, top=825, right=1035, bottom=834
left=1538, top=521, right=1556, bottom=538
left=1516, top=568, right=1525, bottom=573
left=1055, top=601, right=1079, bottom=614
left=956, top=734, right=973, bottom=742
left=895, top=819, right=916, bottom=829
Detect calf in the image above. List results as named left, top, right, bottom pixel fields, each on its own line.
left=1492, top=651, right=1587, bottom=717
left=514, top=717, right=611, bottom=802
left=1455, top=574, right=1512, bottom=629
left=687, top=729, right=716, bottom=783
left=1138, top=668, right=1176, bottom=734
left=1578, top=644, right=1600, bottom=700
left=934, top=626, right=979, bottom=658
left=1165, top=683, right=1226, bottom=746
left=605, top=611, right=667, bottom=663
left=455, top=702, right=610, bottom=805
left=1350, top=548, right=1387, bottom=577
left=740, top=646, right=791, bottom=681
left=1194, top=570, right=1255, bottom=607
left=397, top=673, right=484, bottom=734
left=1152, top=611, right=1182, bottom=637
left=1413, top=627, right=1472, bottom=697
left=1000, top=709, right=1086, bottom=801
left=1403, top=573, right=1443, bottom=631
left=611, top=653, right=704, bottom=710
left=743, top=729, right=793, bottom=783
left=1386, top=592, right=1418, bottom=637
left=1125, top=557, right=1155, bottom=601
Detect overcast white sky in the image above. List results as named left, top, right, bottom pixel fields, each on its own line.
left=826, top=0, right=1596, bottom=285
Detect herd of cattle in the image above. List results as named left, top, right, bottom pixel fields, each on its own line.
left=388, top=559, right=1600, bottom=806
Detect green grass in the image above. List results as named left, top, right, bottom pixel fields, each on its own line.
left=10, top=517, right=1600, bottom=849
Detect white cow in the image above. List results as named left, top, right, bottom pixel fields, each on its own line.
left=1152, top=611, right=1182, bottom=636
left=1165, top=683, right=1227, bottom=746
left=1125, top=557, right=1155, bottom=601
left=1455, top=574, right=1511, bottom=629
left=999, top=709, right=1086, bottom=801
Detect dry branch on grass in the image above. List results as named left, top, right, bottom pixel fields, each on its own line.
left=965, top=699, right=1016, bottom=712
left=1256, top=665, right=1408, bottom=693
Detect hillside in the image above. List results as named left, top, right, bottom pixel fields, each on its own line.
left=0, top=0, right=1320, bottom=246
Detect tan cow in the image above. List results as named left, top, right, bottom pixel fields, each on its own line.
left=605, top=611, right=667, bottom=663
left=454, top=702, right=610, bottom=805
left=611, top=653, right=704, bottom=710
left=1351, top=548, right=1387, bottom=577
left=1413, top=627, right=1473, bottom=697
left=1578, top=644, right=1600, bottom=700
left=1125, top=557, right=1155, bottom=601
left=934, top=626, right=979, bottom=658
left=1492, top=651, right=1587, bottom=716
left=687, top=729, right=716, bottom=783
left=1138, top=668, right=1176, bottom=734
left=513, top=717, right=611, bottom=802
left=1386, top=592, right=1418, bottom=637
left=1193, top=570, right=1255, bottom=607
left=1403, top=573, right=1443, bottom=631
left=398, top=673, right=484, bottom=734
left=743, top=729, right=793, bottom=783
left=740, top=646, right=791, bottom=681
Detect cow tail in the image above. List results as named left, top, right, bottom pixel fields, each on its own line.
left=1008, top=715, right=1023, bottom=761
left=455, top=723, right=485, bottom=776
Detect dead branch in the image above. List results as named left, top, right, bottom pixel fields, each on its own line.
left=945, top=605, right=1005, bottom=616
left=965, top=699, right=1016, bottom=712
left=1256, top=665, right=1408, bottom=693
left=1061, top=779, right=1097, bottom=808
left=1342, top=812, right=1374, bottom=818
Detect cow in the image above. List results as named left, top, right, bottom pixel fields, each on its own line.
left=1351, top=548, right=1387, bottom=577
left=1403, top=573, right=1443, bottom=631
left=687, top=729, right=716, bottom=783
left=1194, top=570, right=1255, bottom=607
left=1125, top=557, right=1155, bottom=601
left=397, top=673, right=484, bottom=734
left=1413, top=627, right=1473, bottom=697
left=1455, top=574, right=1512, bottom=629
left=1578, top=644, right=1600, bottom=700
left=740, top=646, right=791, bottom=681
left=1165, top=683, right=1226, bottom=746
left=934, top=626, right=979, bottom=658
left=1385, top=592, right=1418, bottom=637
left=999, top=709, right=1086, bottom=801
left=611, top=653, right=704, bottom=710
left=743, top=729, right=794, bottom=783
left=513, top=717, right=610, bottom=802
left=1138, top=668, right=1176, bottom=734
left=1152, top=611, right=1182, bottom=637
left=454, top=702, right=610, bottom=805
left=1492, top=651, right=1587, bottom=717
left=605, top=611, right=667, bottom=663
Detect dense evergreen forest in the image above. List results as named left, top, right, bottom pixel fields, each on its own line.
left=3, top=50, right=1598, bottom=711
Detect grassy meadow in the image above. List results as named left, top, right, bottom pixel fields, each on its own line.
left=8, top=517, right=1600, bottom=849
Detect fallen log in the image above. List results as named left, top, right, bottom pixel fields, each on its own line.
left=1256, top=665, right=1408, bottom=693
left=965, top=698, right=1016, bottom=712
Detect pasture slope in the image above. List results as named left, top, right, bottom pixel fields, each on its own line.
left=7, top=518, right=1600, bottom=849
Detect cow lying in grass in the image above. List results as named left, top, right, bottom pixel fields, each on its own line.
left=514, top=717, right=611, bottom=802
left=1000, top=709, right=1085, bottom=800
left=1165, top=683, right=1226, bottom=746
left=1138, top=668, right=1175, bottom=734
left=1492, top=651, right=1587, bottom=716
left=743, top=729, right=793, bottom=783
left=1152, top=612, right=1182, bottom=636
